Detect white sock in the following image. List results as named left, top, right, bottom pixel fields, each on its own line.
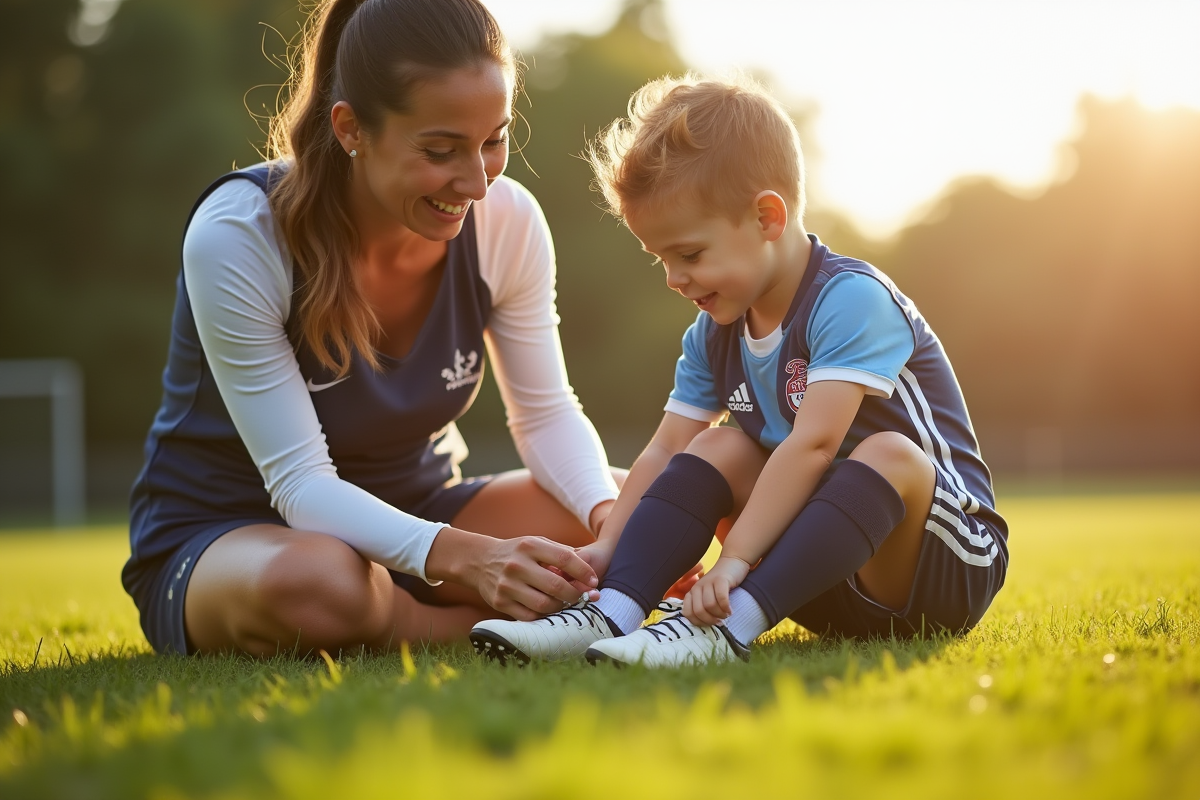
left=724, top=588, right=770, bottom=647
left=594, top=588, right=646, bottom=635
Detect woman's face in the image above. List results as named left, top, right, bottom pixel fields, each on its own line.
left=340, top=61, right=513, bottom=242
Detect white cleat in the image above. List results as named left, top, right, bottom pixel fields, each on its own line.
left=584, top=599, right=750, bottom=668
left=470, top=599, right=618, bottom=665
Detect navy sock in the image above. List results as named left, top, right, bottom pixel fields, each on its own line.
left=601, top=453, right=734, bottom=616
left=740, top=460, right=906, bottom=626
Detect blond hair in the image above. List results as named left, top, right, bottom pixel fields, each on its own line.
left=587, top=73, right=805, bottom=223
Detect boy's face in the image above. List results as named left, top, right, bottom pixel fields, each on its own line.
left=625, top=199, right=772, bottom=326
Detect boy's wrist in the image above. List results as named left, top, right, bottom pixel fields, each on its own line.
left=719, top=552, right=756, bottom=569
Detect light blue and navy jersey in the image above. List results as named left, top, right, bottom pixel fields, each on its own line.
left=668, top=235, right=1006, bottom=543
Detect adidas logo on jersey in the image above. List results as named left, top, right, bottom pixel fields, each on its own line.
left=441, top=349, right=481, bottom=391
left=727, top=382, right=754, bottom=412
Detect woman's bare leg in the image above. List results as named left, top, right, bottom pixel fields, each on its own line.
left=184, top=524, right=483, bottom=657
left=184, top=467, right=626, bottom=655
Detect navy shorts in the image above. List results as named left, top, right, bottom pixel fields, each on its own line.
left=789, top=470, right=1008, bottom=639
left=133, top=477, right=492, bottom=655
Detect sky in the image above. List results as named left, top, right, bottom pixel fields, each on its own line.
left=483, top=1, right=1200, bottom=237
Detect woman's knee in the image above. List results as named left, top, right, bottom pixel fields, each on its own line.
left=245, top=535, right=386, bottom=651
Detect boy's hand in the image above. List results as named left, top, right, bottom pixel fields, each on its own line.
left=664, top=562, right=705, bottom=600
left=684, top=555, right=750, bottom=627
left=574, top=538, right=618, bottom=582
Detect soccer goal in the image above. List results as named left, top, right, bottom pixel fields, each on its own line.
left=0, top=360, right=85, bottom=526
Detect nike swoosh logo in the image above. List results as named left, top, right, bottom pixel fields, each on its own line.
left=306, top=376, right=350, bottom=393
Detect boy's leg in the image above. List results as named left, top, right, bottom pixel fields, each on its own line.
left=846, top=434, right=937, bottom=608
left=597, top=427, right=767, bottom=633
left=469, top=428, right=766, bottom=663
left=661, top=517, right=731, bottom=601
left=726, top=432, right=934, bottom=646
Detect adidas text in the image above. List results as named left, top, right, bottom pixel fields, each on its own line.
left=727, top=382, right=754, bottom=413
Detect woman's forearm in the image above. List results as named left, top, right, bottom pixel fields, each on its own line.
left=423, top=526, right=491, bottom=586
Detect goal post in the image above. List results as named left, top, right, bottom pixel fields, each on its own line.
left=0, top=359, right=86, bottom=526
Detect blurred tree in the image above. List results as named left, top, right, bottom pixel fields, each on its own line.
left=880, top=97, right=1200, bottom=442
left=0, top=0, right=303, bottom=445
left=2, top=0, right=1196, bottom=481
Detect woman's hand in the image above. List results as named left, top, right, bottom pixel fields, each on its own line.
left=426, top=528, right=598, bottom=621
left=683, top=555, right=750, bottom=627
left=478, top=536, right=600, bottom=620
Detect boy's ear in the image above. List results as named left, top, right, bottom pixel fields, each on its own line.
left=753, top=190, right=788, bottom=242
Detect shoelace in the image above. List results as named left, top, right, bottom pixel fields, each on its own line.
left=644, top=601, right=707, bottom=643
left=543, top=601, right=605, bottom=630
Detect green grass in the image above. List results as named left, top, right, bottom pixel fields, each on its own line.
left=1, top=492, right=1198, bottom=799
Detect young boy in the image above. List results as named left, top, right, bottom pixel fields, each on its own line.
left=470, top=74, right=1007, bottom=667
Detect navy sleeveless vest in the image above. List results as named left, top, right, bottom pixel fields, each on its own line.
left=127, top=165, right=492, bottom=568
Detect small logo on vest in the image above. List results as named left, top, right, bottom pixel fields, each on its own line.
left=785, top=358, right=808, bottom=412
left=727, top=382, right=754, bottom=413
left=442, top=349, right=481, bottom=391
left=307, top=376, right=350, bottom=393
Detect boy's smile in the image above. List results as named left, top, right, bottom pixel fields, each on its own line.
left=624, top=195, right=807, bottom=335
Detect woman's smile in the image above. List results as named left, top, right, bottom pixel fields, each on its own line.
left=424, top=196, right=471, bottom=218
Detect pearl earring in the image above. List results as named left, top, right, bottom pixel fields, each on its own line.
left=349, top=149, right=357, bottom=158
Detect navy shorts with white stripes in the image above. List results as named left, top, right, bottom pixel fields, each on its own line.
left=788, top=470, right=1008, bottom=639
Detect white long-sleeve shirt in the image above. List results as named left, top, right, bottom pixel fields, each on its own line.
left=180, top=173, right=617, bottom=581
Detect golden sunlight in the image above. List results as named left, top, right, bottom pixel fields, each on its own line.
left=485, top=0, right=1200, bottom=237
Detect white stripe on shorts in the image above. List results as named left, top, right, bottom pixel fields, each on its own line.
left=930, top=502, right=994, bottom=549
left=896, top=368, right=982, bottom=515
left=926, top=517, right=998, bottom=567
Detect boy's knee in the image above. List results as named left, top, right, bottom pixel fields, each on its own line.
left=685, top=426, right=760, bottom=468
left=847, top=432, right=933, bottom=496
left=684, top=426, right=767, bottom=506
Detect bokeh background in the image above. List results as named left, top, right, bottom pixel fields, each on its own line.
left=1, top=0, right=1198, bottom=524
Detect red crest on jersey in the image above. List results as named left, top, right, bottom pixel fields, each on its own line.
left=785, top=358, right=808, bottom=412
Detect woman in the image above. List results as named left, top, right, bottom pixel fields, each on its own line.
left=122, top=0, right=621, bottom=657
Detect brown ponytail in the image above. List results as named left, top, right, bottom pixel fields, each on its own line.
left=266, top=0, right=514, bottom=376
